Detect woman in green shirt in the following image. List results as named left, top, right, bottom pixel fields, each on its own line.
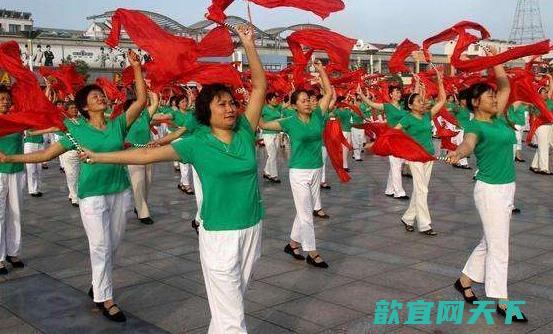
left=507, top=102, right=528, bottom=163
left=358, top=85, right=409, bottom=200
left=446, top=52, right=527, bottom=322
left=260, top=60, right=332, bottom=268
left=530, top=77, right=553, bottom=174
left=395, top=69, right=445, bottom=236
left=261, top=92, right=283, bottom=183
left=76, top=26, right=266, bottom=333
left=0, top=51, right=146, bottom=322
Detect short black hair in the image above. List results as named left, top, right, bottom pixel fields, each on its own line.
left=195, top=84, right=233, bottom=126
left=64, top=100, right=76, bottom=109
left=175, top=95, right=188, bottom=109
left=388, top=85, right=401, bottom=95
left=265, top=92, right=277, bottom=102
left=0, top=85, right=11, bottom=96
left=402, top=93, right=420, bottom=111
left=290, top=89, right=309, bottom=105
left=466, top=83, right=494, bottom=112
left=74, top=84, right=104, bottom=119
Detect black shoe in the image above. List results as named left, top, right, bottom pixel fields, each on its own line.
left=102, top=304, right=127, bottom=322
left=454, top=278, right=478, bottom=304
left=354, top=158, right=363, bottom=162
left=496, top=304, right=528, bottom=323
left=284, top=244, right=305, bottom=260
left=420, top=228, right=438, bottom=236
left=133, top=208, right=138, bottom=218
left=394, top=195, right=410, bottom=200
left=191, top=219, right=199, bottom=235
left=320, top=183, right=331, bottom=190
left=344, top=168, right=351, bottom=172
left=42, top=164, right=49, bottom=170
left=512, top=208, right=521, bottom=214
left=88, top=287, right=104, bottom=309
left=6, top=256, right=24, bottom=268
left=0, top=265, right=7, bottom=275
left=270, top=177, right=282, bottom=184
left=174, top=166, right=180, bottom=172
left=401, top=220, right=415, bottom=232
left=262, top=173, right=271, bottom=180
left=30, top=192, right=43, bottom=198
left=60, top=167, right=65, bottom=174
left=139, top=217, right=154, bottom=225
left=402, top=173, right=412, bottom=178
left=71, top=202, right=79, bottom=208
left=385, top=193, right=394, bottom=197
left=529, top=167, right=539, bottom=173
left=515, top=157, right=526, bottom=163
left=313, top=209, right=329, bottom=219
left=306, top=254, right=328, bottom=268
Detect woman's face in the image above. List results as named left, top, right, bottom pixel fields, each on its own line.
left=66, top=104, right=78, bottom=118
left=539, top=88, right=548, bottom=100
left=473, top=90, right=498, bottom=115
left=389, top=89, right=402, bottom=102
left=85, top=89, right=107, bottom=114
left=209, top=92, right=237, bottom=130
left=178, top=97, right=188, bottom=111
left=268, top=96, right=279, bottom=106
left=409, top=95, right=425, bottom=114
left=309, top=95, right=319, bottom=109
left=294, top=92, right=312, bottom=115
left=0, top=92, right=12, bottom=114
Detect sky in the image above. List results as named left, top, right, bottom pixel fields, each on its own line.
left=3, top=0, right=552, bottom=44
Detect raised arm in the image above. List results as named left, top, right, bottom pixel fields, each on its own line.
left=125, top=50, right=147, bottom=127
left=430, top=70, right=446, bottom=117
left=546, top=74, right=553, bottom=100
left=485, top=47, right=510, bottom=113
left=82, top=145, right=179, bottom=165
left=315, top=61, right=332, bottom=113
left=238, top=25, right=267, bottom=131
left=357, top=85, right=385, bottom=111
left=446, top=133, right=478, bottom=164
left=146, top=91, right=160, bottom=117
left=0, top=142, right=66, bottom=164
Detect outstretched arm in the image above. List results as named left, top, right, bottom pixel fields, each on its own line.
left=446, top=133, right=478, bottom=164
left=81, top=145, right=180, bottom=165
left=0, top=142, right=66, bottom=164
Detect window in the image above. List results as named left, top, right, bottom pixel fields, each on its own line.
left=24, top=25, right=32, bottom=31
left=9, top=24, right=21, bottom=33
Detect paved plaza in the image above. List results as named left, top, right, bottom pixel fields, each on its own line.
left=1, top=143, right=552, bottom=334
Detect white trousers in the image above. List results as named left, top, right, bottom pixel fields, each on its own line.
left=531, top=124, right=552, bottom=172
left=514, top=125, right=523, bottom=152
left=452, top=129, right=469, bottom=166
left=80, top=189, right=132, bottom=302
left=128, top=164, right=153, bottom=219
left=192, top=167, right=203, bottom=223
left=321, top=146, right=328, bottom=183
left=462, top=181, right=515, bottom=299
left=0, top=172, right=24, bottom=262
left=385, top=156, right=406, bottom=197
left=179, top=163, right=191, bottom=186
left=61, top=150, right=80, bottom=203
left=200, top=222, right=262, bottom=334
left=289, top=168, right=322, bottom=252
left=342, top=131, right=351, bottom=169
left=23, top=142, right=43, bottom=194
left=262, top=133, right=278, bottom=178
left=351, top=128, right=365, bottom=160
left=402, top=162, right=433, bottom=232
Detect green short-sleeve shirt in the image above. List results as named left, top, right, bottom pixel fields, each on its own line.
left=261, top=105, right=282, bottom=134
left=360, top=103, right=372, bottom=119
left=58, top=115, right=131, bottom=198
left=399, top=112, right=435, bottom=155
left=126, top=110, right=151, bottom=145
left=279, top=107, right=325, bottom=169
left=464, top=117, right=516, bottom=184
left=453, top=107, right=471, bottom=129
left=282, top=108, right=297, bottom=118
left=507, top=105, right=526, bottom=126
left=0, top=133, right=24, bottom=174
left=384, top=103, right=408, bottom=127
left=23, top=133, right=44, bottom=144
left=335, top=108, right=353, bottom=132
left=171, top=115, right=264, bottom=231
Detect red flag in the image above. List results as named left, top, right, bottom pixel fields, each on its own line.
left=106, top=8, right=241, bottom=90
left=95, top=77, right=126, bottom=101
left=370, top=128, right=435, bottom=162
left=206, top=0, right=344, bottom=23
left=389, top=39, right=420, bottom=74
left=323, top=118, right=352, bottom=182
left=0, top=41, right=65, bottom=136
left=287, top=29, right=355, bottom=71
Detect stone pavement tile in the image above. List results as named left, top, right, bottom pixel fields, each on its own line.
left=372, top=242, right=455, bottom=262
left=319, top=314, right=405, bottom=334
left=523, top=251, right=553, bottom=269
left=415, top=234, right=480, bottom=251
left=123, top=257, right=200, bottom=281
left=250, top=308, right=324, bottom=334
left=315, top=281, right=417, bottom=313
left=409, top=262, right=462, bottom=279
left=511, top=233, right=553, bottom=251
left=115, top=248, right=172, bottom=267
left=364, top=268, right=451, bottom=295
left=525, top=269, right=553, bottom=288
left=31, top=225, right=87, bottom=243
left=0, top=323, right=42, bottom=334
left=270, top=296, right=364, bottom=328
left=345, top=234, right=402, bottom=251
left=131, top=297, right=211, bottom=333
left=508, top=262, right=550, bottom=283
left=357, top=250, right=421, bottom=267
left=22, top=239, right=76, bottom=260
left=260, top=268, right=355, bottom=295
left=432, top=250, right=473, bottom=268
left=509, top=282, right=553, bottom=303
left=509, top=244, right=550, bottom=263
left=0, top=306, right=26, bottom=329
left=325, top=256, right=403, bottom=280
left=316, top=240, right=374, bottom=256
left=161, top=275, right=207, bottom=298
left=53, top=237, right=90, bottom=252
left=529, top=320, right=553, bottom=334
left=244, top=315, right=294, bottom=334
left=25, top=251, right=91, bottom=279
left=116, top=281, right=194, bottom=313
left=0, top=266, right=40, bottom=284
left=244, top=281, right=305, bottom=308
